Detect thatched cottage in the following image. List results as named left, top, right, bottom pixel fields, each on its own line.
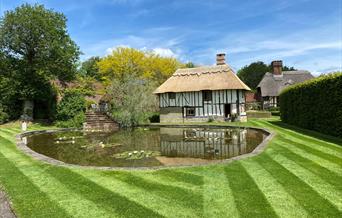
left=257, top=60, right=314, bottom=108
left=154, top=54, right=251, bottom=123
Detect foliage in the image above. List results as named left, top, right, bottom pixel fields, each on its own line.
left=79, top=56, right=101, bottom=80
left=0, top=3, right=80, bottom=119
left=237, top=62, right=270, bottom=90
left=97, top=47, right=182, bottom=85
left=0, top=106, right=9, bottom=124
left=148, top=112, right=160, bottom=123
left=280, top=72, right=342, bottom=137
left=184, top=62, right=196, bottom=68
left=237, top=61, right=297, bottom=90
left=55, top=112, right=85, bottom=128
left=107, top=74, right=158, bottom=127
left=56, top=89, right=86, bottom=124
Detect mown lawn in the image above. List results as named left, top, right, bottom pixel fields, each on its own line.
left=0, top=118, right=341, bottom=217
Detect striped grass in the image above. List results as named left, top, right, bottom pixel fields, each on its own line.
left=0, top=118, right=341, bottom=217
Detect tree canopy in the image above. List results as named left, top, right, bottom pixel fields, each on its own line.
left=97, top=47, right=183, bottom=84
left=237, top=61, right=297, bottom=90
left=79, top=56, right=101, bottom=80
left=0, top=4, right=80, bottom=100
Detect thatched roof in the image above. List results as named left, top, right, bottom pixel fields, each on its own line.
left=257, top=71, right=314, bottom=97
left=154, top=64, right=250, bottom=94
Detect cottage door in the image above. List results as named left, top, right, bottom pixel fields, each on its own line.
left=224, top=104, right=231, bottom=118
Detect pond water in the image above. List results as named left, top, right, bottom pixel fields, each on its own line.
left=25, top=127, right=268, bottom=168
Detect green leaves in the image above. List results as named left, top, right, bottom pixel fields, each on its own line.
left=280, top=72, right=342, bottom=137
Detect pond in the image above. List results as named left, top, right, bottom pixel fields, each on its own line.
left=25, top=127, right=268, bottom=168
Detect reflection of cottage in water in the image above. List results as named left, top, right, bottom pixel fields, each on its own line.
left=160, top=128, right=255, bottom=160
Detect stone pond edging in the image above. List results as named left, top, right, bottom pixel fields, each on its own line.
left=15, top=125, right=275, bottom=171
left=0, top=188, right=16, bottom=218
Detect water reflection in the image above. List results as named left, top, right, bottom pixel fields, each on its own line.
left=26, top=127, right=267, bottom=167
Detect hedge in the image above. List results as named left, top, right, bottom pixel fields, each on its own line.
left=280, top=72, right=342, bottom=138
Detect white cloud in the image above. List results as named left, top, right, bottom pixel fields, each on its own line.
left=152, top=48, right=177, bottom=57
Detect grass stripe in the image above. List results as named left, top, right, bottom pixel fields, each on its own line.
left=268, top=139, right=342, bottom=175
left=0, top=135, right=115, bottom=217
left=259, top=120, right=342, bottom=152
left=0, top=148, right=70, bottom=217
left=255, top=154, right=341, bottom=217
left=271, top=142, right=342, bottom=191
left=189, top=166, right=240, bottom=217
left=241, top=160, right=308, bottom=218
left=45, top=167, right=164, bottom=218
left=276, top=135, right=342, bottom=166
left=224, top=162, right=278, bottom=218
left=272, top=154, right=342, bottom=211
left=102, top=170, right=203, bottom=216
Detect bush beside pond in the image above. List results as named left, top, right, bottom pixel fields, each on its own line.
left=280, top=72, right=342, bottom=137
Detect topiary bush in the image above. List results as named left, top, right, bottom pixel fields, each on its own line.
left=280, top=72, right=342, bottom=138
left=56, top=89, right=86, bottom=127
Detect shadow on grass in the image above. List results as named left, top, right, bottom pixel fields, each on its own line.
left=0, top=151, right=70, bottom=217
left=224, top=162, right=278, bottom=218
left=256, top=154, right=341, bottom=217
left=151, top=169, right=204, bottom=186
left=46, top=167, right=164, bottom=218
left=269, top=121, right=342, bottom=147
left=272, top=142, right=342, bottom=192
left=102, top=171, right=203, bottom=215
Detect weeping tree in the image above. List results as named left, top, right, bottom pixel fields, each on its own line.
left=0, top=4, right=80, bottom=119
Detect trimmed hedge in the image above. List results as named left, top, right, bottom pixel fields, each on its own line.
left=246, top=110, right=272, bottom=119
left=280, top=72, right=342, bottom=138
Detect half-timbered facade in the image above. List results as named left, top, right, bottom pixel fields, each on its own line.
left=154, top=54, right=251, bottom=123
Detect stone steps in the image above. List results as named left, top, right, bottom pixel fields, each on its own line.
left=83, top=111, right=119, bottom=132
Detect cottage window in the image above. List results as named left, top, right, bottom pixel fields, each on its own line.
left=203, top=90, right=212, bottom=101
left=186, top=107, right=195, bottom=117
left=168, top=92, right=176, bottom=100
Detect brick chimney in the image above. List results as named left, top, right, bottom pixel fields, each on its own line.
left=216, top=53, right=226, bottom=65
left=271, top=60, right=283, bottom=75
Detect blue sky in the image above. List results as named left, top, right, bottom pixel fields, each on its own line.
left=1, top=0, right=341, bottom=74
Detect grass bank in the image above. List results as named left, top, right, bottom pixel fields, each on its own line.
left=0, top=118, right=341, bottom=217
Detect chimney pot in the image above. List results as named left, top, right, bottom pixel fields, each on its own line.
left=216, top=53, right=226, bottom=65
left=271, top=60, right=283, bottom=75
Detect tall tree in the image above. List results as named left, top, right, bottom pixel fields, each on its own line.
left=237, top=61, right=297, bottom=90
left=79, top=56, right=101, bottom=79
left=97, top=47, right=182, bottom=84
left=0, top=4, right=80, bottom=118
left=237, top=61, right=270, bottom=90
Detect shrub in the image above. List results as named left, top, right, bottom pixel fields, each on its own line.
left=148, top=112, right=160, bottom=123
left=280, top=72, right=342, bottom=138
left=271, top=111, right=281, bottom=116
left=0, top=107, right=9, bottom=124
left=56, top=89, right=86, bottom=127
left=56, top=112, right=85, bottom=128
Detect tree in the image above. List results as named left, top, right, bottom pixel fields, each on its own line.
left=107, top=73, right=158, bottom=127
left=237, top=61, right=270, bottom=90
left=184, top=62, right=196, bottom=68
left=79, top=56, right=101, bottom=80
left=237, top=61, right=297, bottom=90
left=97, top=47, right=182, bottom=84
left=0, top=4, right=80, bottom=119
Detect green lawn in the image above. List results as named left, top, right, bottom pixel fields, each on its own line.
left=0, top=118, right=341, bottom=217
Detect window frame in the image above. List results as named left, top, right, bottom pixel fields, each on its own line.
left=185, top=107, right=196, bottom=117
left=203, top=90, right=212, bottom=101
left=168, top=92, right=176, bottom=100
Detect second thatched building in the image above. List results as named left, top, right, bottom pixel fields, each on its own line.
left=154, top=54, right=251, bottom=123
